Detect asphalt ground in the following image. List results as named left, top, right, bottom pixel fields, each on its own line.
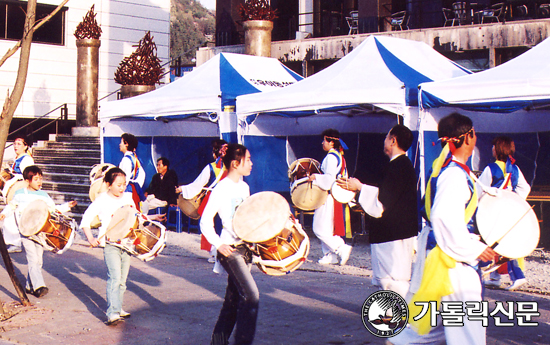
left=0, top=238, right=549, bottom=345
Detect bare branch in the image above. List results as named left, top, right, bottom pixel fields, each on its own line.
left=0, top=0, right=70, bottom=68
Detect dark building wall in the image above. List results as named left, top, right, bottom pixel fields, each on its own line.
left=216, top=0, right=244, bottom=46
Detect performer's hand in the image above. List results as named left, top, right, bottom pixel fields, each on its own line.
left=68, top=200, right=77, bottom=208
left=0, top=214, right=5, bottom=221
left=308, top=174, right=316, bottom=182
left=175, top=186, right=182, bottom=194
left=149, top=214, right=166, bottom=222
left=477, top=247, right=497, bottom=262
left=217, top=244, right=234, bottom=257
left=88, top=237, right=99, bottom=248
left=337, top=177, right=362, bottom=192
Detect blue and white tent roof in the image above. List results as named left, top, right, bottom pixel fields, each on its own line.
left=100, top=52, right=302, bottom=121
left=236, top=36, right=470, bottom=117
left=420, top=38, right=550, bottom=113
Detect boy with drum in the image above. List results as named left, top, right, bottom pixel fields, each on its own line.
left=479, top=136, right=530, bottom=291
left=80, top=167, right=135, bottom=326
left=0, top=166, right=76, bottom=298
left=2, top=135, right=35, bottom=253
left=308, top=129, right=352, bottom=265
left=199, top=143, right=257, bottom=345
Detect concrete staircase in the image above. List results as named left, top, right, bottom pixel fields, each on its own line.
left=33, top=135, right=101, bottom=222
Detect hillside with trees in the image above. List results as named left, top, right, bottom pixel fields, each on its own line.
left=171, top=0, right=215, bottom=63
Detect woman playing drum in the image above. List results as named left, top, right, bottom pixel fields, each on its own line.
left=80, top=167, right=135, bottom=326
left=199, top=143, right=258, bottom=345
left=2, top=135, right=35, bottom=253
left=479, top=136, right=531, bottom=291
left=0, top=166, right=76, bottom=298
left=176, top=139, right=228, bottom=262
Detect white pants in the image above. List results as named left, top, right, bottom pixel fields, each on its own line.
left=312, top=195, right=345, bottom=255
left=390, top=263, right=485, bottom=345
left=21, top=236, right=46, bottom=290
left=371, top=237, right=416, bottom=299
left=2, top=214, right=21, bottom=247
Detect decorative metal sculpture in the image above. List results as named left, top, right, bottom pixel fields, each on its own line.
left=74, top=5, right=102, bottom=40
left=114, top=31, right=163, bottom=86
left=239, top=0, right=277, bottom=21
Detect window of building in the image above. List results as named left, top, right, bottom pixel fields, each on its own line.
left=0, top=0, right=67, bottom=45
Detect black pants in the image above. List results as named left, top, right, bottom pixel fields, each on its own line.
left=211, top=245, right=259, bottom=345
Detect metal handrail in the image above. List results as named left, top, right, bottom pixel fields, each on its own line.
left=9, top=103, right=67, bottom=137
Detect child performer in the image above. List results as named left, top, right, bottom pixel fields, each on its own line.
left=80, top=167, right=135, bottom=325
left=478, top=136, right=531, bottom=291
left=2, top=135, right=35, bottom=253
left=199, top=143, right=257, bottom=345
left=0, top=166, right=76, bottom=297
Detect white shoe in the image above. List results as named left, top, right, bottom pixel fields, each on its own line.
left=7, top=245, right=22, bottom=253
left=338, top=244, right=352, bottom=266
left=120, top=310, right=131, bottom=319
left=207, top=256, right=216, bottom=263
left=318, top=253, right=338, bottom=265
left=506, top=278, right=527, bottom=291
left=483, top=279, right=501, bottom=287
left=106, top=314, right=123, bottom=326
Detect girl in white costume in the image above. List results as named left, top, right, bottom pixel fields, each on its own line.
left=80, top=167, right=135, bottom=326
left=199, top=143, right=258, bottom=345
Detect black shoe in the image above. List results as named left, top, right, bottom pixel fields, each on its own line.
left=25, top=287, right=33, bottom=295
left=33, top=287, right=49, bottom=298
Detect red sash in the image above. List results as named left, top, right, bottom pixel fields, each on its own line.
left=333, top=198, right=346, bottom=237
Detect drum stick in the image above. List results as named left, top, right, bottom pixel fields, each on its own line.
left=489, top=204, right=535, bottom=250
left=94, top=218, right=125, bottom=246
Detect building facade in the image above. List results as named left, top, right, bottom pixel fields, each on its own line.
left=205, top=0, right=550, bottom=75
left=0, top=0, right=170, bottom=137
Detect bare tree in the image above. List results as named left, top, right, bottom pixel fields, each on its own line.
left=0, top=0, right=70, bottom=308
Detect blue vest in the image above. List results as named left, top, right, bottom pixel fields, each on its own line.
left=488, top=161, right=519, bottom=191
left=12, top=154, right=30, bottom=174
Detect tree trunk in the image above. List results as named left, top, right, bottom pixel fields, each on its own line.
left=0, top=0, right=36, bottom=306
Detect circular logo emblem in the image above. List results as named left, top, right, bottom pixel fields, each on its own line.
left=361, top=290, right=409, bottom=338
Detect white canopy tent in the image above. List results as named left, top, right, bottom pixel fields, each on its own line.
left=234, top=36, right=472, bottom=193
left=98, top=52, right=303, bottom=189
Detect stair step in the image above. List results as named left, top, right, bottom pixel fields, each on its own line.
left=34, top=156, right=100, bottom=166
left=33, top=149, right=101, bottom=158
left=42, top=173, right=90, bottom=184
left=45, top=142, right=100, bottom=150
left=54, top=135, right=100, bottom=144
left=42, top=181, right=90, bottom=194
left=47, top=190, right=91, bottom=205
left=40, top=164, right=94, bottom=176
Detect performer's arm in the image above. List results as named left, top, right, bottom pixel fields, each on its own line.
left=312, top=155, right=339, bottom=191
left=476, top=166, right=492, bottom=198
left=178, top=165, right=210, bottom=199
left=431, top=168, right=488, bottom=264
left=119, top=156, right=132, bottom=187
left=80, top=201, right=101, bottom=247
left=515, top=168, right=531, bottom=200
left=199, top=186, right=224, bottom=250
left=19, top=155, right=34, bottom=174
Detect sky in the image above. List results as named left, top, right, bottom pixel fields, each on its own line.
left=197, top=0, right=215, bottom=10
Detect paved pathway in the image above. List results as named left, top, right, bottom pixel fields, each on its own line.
left=0, top=243, right=548, bottom=344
